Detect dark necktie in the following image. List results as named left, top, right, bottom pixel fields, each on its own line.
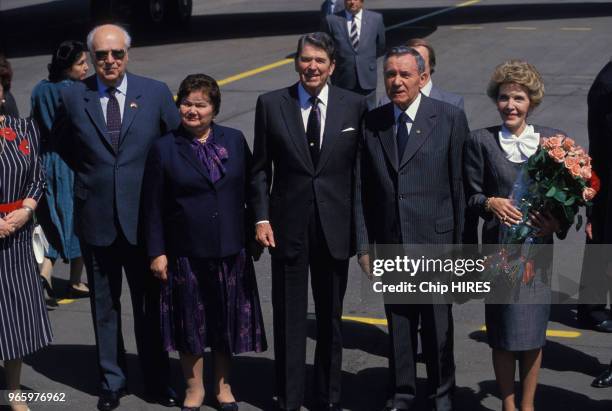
left=396, top=112, right=410, bottom=159
left=350, top=18, right=359, bottom=50
left=106, top=87, right=122, bottom=152
left=306, top=96, right=321, bottom=167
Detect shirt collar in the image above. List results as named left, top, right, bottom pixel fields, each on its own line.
left=394, top=92, right=422, bottom=124
left=297, top=82, right=329, bottom=109
left=97, top=74, right=128, bottom=97
left=421, top=79, right=433, bottom=97
left=345, top=8, right=363, bottom=21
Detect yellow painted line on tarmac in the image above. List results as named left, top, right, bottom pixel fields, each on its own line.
left=57, top=298, right=76, bottom=305
left=479, top=325, right=581, bottom=338
left=505, top=26, right=538, bottom=31
left=560, top=27, right=592, bottom=31
left=386, top=0, right=481, bottom=31
left=343, top=315, right=388, bottom=326
left=217, top=58, right=294, bottom=87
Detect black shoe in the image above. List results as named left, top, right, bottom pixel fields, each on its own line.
left=41, top=276, right=58, bottom=307
left=181, top=407, right=201, bottom=411
left=317, top=402, right=342, bottom=411
left=97, top=389, right=126, bottom=411
left=66, top=284, right=90, bottom=298
left=145, top=386, right=178, bottom=407
left=592, top=367, right=612, bottom=388
left=218, top=401, right=239, bottom=411
left=578, top=316, right=612, bottom=333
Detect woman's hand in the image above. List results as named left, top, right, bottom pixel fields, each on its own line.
left=150, top=254, right=168, bottom=282
left=0, top=218, right=15, bottom=238
left=3, top=208, right=32, bottom=232
left=528, top=210, right=561, bottom=237
left=487, top=197, right=523, bottom=226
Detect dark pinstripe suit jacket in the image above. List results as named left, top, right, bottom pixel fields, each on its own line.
left=355, top=96, right=470, bottom=249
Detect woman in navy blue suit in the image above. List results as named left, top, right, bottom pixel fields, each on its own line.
left=142, top=74, right=266, bottom=411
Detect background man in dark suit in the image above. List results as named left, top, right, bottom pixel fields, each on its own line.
left=322, top=0, right=385, bottom=108
left=580, top=60, right=612, bottom=387
left=251, top=32, right=367, bottom=411
left=320, top=0, right=344, bottom=18
left=55, top=24, right=180, bottom=411
left=378, top=39, right=464, bottom=110
left=355, top=46, right=469, bottom=411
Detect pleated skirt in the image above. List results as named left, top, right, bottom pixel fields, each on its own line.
left=0, top=223, right=53, bottom=360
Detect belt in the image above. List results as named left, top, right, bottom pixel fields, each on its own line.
left=0, top=200, right=23, bottom=213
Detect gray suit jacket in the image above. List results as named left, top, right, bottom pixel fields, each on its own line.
left=323, top=9, right=385, bottom=91
left=354, top=96, right=469, bottom=249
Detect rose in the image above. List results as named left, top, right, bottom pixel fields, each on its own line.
left=564, top=156, right=579, bottom=169
left=583, top=187, right=597, bottom=201
left=562, top=137, right=575, bottom=151
left=548, top=147, right=566, bottom=163
left=579, top=166, right=592, bottom=180
left=568, top=163, right=582, bottom=177
left=542, top=136, right=563, bottom=150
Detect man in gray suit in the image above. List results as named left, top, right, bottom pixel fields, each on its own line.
left=320, top=0, right=343, bottom=17
left=379, top=38, right=464, bottom=110
left=355, top=46, right=469, bottom=411
left=322, top=0, right=385, bottom=108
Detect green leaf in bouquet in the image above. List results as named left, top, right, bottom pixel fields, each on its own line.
left=576, top=214, right=583, bottom=231
left=546, top=187, right=556, bottom=197
left=564, top=196, right=576, bottom=206
left=554, top=190, right=567, bottom=203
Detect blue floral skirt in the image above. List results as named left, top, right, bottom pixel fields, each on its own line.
left=160, top=249, right=267, bottom=355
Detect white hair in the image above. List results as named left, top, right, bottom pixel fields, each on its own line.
left=86, top=24, right=132, bottom=53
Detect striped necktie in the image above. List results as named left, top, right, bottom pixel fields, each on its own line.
left=106, top=87, right=122, bottom=152
left=350, top=17, right=359, bottom=50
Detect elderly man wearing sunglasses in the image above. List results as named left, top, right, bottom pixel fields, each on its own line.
left=52, top=24, right=180, bottom=411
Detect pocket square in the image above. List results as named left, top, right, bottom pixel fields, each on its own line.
left=342, top=127, right=356, bottom=132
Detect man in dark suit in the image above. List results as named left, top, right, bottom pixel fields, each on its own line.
left=251, top=32, right=367, bottom=411
left=322, top=0, right=385, bottom=108
left=378, top=39, right=464, bottom=110
left=355, top=46, right=469, bottom=411
left=320, top=0, right=344, bottom=18
left=54, top=24, right=180, bottom=411
left=580, top=60, right=612, bottom=387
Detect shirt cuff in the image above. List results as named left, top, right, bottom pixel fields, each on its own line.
left=255, top=220, right=270, bottom=225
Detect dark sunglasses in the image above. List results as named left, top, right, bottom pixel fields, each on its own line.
left=94, top=49, right=127, bottom=61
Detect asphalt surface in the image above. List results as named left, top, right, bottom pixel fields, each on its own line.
left=1, top=1, right=612, bottom=410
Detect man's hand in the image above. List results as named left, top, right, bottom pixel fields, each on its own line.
left=150, top=254, right=168, bottom=282
left=255, top=222, right=276, bottom=248
left=358, top=253, right=372, bottom=280
left=586, top=222, right=593, bottom=241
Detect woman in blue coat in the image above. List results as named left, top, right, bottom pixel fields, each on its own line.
left=142, top=74, right=266, bottom=411
left=31, top=40, right=90, bottom=303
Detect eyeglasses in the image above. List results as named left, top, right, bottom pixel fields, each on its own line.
left=94, top=49, right=127, bottom=61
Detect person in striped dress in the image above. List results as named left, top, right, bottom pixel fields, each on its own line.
left=0, top=83, right=53, bottom=411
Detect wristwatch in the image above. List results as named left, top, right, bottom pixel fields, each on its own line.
left=21, top=205, right=34, bottom=219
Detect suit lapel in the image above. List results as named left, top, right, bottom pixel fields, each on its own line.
left=175, top=129, right=213, bottom=185
left=280, top=84, right=315, bottom=172
left=378, top=103, right=399, bottom=172
left=120, top=73, right=142, bottom=145
left=316, top=87, right=343, bottom=173
left=399, top=96, right=436, bottom=168
left=82, top=77, right=113, bottom=151
left=359, top=10, right=369, bottom=50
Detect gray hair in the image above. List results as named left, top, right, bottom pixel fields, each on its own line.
left=383, top=46, right=426, bottom=75
left=86, top=24, right=132, bottom=53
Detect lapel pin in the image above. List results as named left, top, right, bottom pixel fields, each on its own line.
left=416, top=129, right=421, bottom=134
left=130, top=102, right=138, bottom=109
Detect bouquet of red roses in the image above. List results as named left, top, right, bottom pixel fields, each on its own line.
left=503, top=134, right=599, bottom=245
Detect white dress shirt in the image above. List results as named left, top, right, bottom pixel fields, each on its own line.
left=97, top=74, right=128, bottom=122
left=421, top=79, right=433, bottom=97
left=393, top=93, right=421, bottom=136
left=345, top=9, right=363, bottom=39
left=498, top=124, right=540, bottom=163
left=298, top=82, right=329, bottom=148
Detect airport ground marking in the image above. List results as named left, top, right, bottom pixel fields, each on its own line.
left=479, top=325, right=581, bottom=338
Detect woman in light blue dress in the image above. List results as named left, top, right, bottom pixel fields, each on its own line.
left=31, top=40, right=90, bottom=303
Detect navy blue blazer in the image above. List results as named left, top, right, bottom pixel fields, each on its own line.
left=54, top=72, right=180, bottom=247
left=142, top=123, right=252, bottom=259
